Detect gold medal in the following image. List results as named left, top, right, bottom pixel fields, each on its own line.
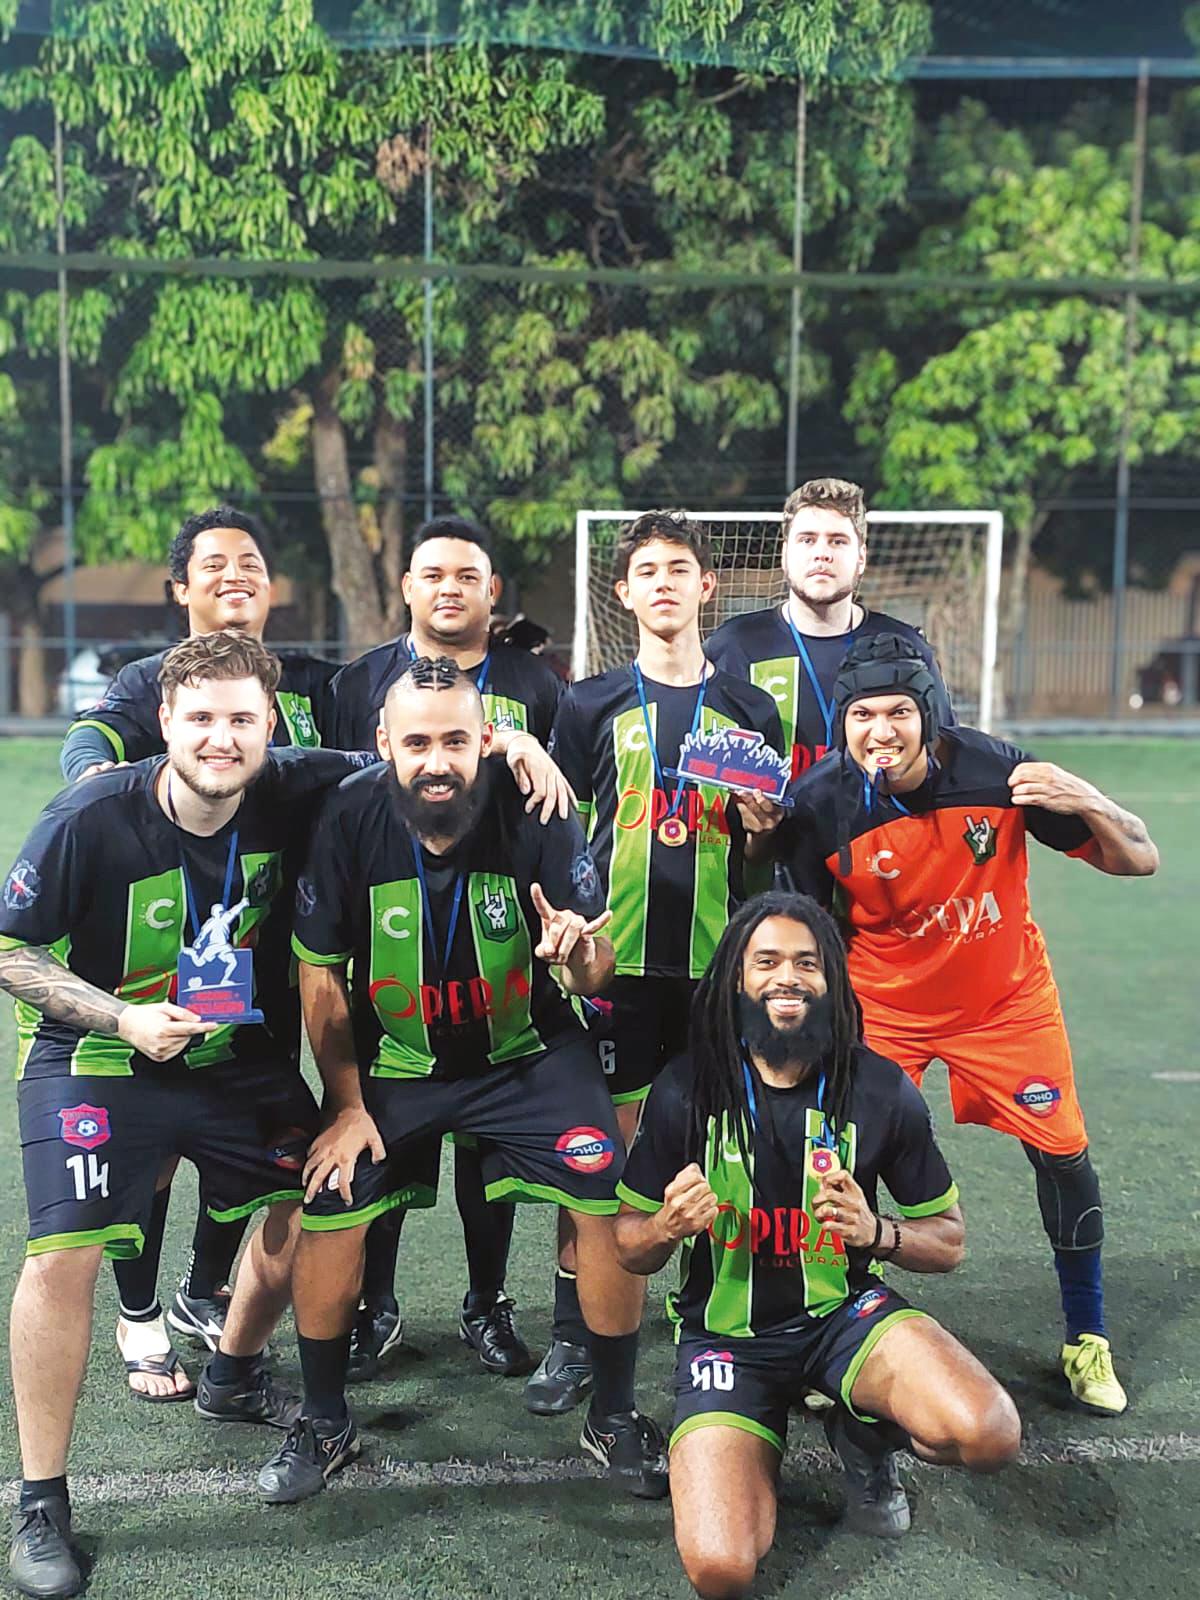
left=657, top=816, right=688, bottom=847
left=809, top=1145, right=841, bottom=1180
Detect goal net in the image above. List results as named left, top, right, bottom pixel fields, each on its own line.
left=572, top=509, right=1004, bottom=729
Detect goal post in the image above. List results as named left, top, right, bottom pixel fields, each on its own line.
left=572, top=508, right=1004, bottom=731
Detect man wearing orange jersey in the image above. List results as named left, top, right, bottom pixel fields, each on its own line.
left=777, top=633, right=1158, bottom=1415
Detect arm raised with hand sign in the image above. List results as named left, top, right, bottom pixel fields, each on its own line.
left=530, top=881, right=614, bottom=995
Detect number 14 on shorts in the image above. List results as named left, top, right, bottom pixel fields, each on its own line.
left=65, top=1151, right=109, bottom=1201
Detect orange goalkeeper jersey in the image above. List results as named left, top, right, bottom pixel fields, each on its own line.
left=781, top=728, right=1098, bottom=1031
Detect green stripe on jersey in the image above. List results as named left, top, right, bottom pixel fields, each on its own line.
left=750, top=657, right=800, bottom=762
left=799, top=1106, right=855, bottom=1315
left=607, top=704, right=654, bottom=974
left=702, top=1113, right=756, bottom=1338
left=466, top=872, right=542, bottom=1064
left=369, top=878, right=434, bottom=1077
left=276, top=692, right=321, bottom=747
left=687, top=704, right=739, bottom=979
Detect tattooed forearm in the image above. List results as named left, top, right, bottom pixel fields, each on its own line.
left=1104, top=801, right=1150, bottom=845
left=0, top=945, right=126, bottom=1035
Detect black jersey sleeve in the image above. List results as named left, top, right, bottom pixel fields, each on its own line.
left=547, top=688, right=593, bottom=810
left=291, top=793, right=356, bottom=966
left=268, top=746, right=379, bottom=800
left=0, top=800, right=91, bottom=949
left=531, top=806, right=606, bottom=924
left=617, top=1063, right=691, bottom=1212
left=68, top=655, right=164, bottom=766
left=777, top=795, right=837, bottom=907
left=525, top=660, right=565, bottom=744
left=877, top=1065, right=959, bottom=1218
left=703, top=620, right=750, bottom=677
left=986, top=738, right=1095, bottom=854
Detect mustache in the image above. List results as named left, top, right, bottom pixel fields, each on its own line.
left=411, top=773, right=466, bottom=795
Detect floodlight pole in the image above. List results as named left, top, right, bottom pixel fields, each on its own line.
left=1110, top=59, right=1149, bottom=716
left=423, top=35, right=435, bottom=525
left=784, top=75, right=806, bottom=494
left=54, top=107, right=77, bottom=705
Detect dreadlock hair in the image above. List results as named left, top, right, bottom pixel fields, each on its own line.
left=687, top=891, right=863, bottom=1172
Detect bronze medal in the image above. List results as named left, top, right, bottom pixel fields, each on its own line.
left=809, top=1145, right=841, bottom=1180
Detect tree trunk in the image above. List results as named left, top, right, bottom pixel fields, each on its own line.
left=7, top=563, right=53, bottom=718
left=995, top=507, right=1048, bottom=721
left=374, top=406, right=410, bottom=636
left=311, top=374, right=387, bottom=651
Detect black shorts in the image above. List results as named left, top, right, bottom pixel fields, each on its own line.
left=18, top=1061, right=320, bottom=1260
left=303, top=1035, right=624, bottom=1233
left=591, top=976, right=697, bottom=1104
left=672, top=1285, right=927, bottom=1454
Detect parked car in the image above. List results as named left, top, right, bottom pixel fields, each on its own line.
left=56, top=642, right=166, bottom=717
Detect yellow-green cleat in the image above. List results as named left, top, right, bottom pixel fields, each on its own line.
left=1061, top=1334, right=1127, bottom=1415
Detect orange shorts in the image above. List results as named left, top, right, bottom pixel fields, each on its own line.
left=862, top=974, right=1087, bottom=1156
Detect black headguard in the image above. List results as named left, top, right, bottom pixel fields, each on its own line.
left=831, top=632, right=941, bottom=752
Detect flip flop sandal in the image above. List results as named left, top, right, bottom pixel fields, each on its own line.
left=118, top=1317, right=196, bottom=1404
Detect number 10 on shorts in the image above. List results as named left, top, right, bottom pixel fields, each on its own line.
left=65, top=1151, right=109, bottom=1201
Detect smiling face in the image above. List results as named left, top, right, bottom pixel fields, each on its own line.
left=378, top=680, right=494, bottom=837
left=615, top=537, right=716, bottom=643
left=402, top=538, right=500, bottom=650
left=843, top=691, right=926, bottom=784
left=737, top=914, right=835, bottom=1068
left=781, top=505, right=866, bottom=614
left=173, top=527, right=272, bottom=637
left=159, top=675, right=275, bottom=800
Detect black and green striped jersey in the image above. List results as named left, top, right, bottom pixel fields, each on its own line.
left=327, top=634, right=564, bottom=752
left=62, top=647, right=339, bottom=780
left=704, top=607, right=953, bottom=780
left=291, top=759, right=604, bottom=1080
left=548, top=666, right=784, bottom=981
left=618, top=1050, right=958, bottom=1339
left=0, top=749, right=370, bottom=1080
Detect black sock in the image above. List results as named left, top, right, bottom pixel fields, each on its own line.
left=298, top=1332, right=351, bottom=1423
left=183, top=1208, right=249, bottom=1300
left=20, top=1476, right=68, bottom=1511
left=360, top=1208, right=405, bottom=1306
left=114, top=1185, right=171, bottom=1320
left=553, top=1268, right=588, bottom=1346
left=206, top=1348, right=262, bottom=1386
left=454, top=1143, right=515, bottom=1303
left=588, top=1330, right=638, bottom=1417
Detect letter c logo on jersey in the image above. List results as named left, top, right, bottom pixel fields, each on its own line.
left=868, top=850, right=900, bottom=880
left=1013, top=1078, right=1062, bottom=1117
left=380, top=906, right=412, bottom=940
left=555, top=1126, right=615, bottom=1175
left=58, top=1104, right=111, bottom=1151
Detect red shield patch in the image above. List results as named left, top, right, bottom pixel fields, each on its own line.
left=58, top=1104, right=111, bottom=1151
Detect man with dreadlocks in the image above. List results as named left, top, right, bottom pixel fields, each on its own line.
left=777, top=632, right=1159, bottom=1417
left=616, top=893, right=1019, bottom=1598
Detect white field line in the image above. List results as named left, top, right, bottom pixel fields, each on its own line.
left=7, top=1432, right=1199, bottom=1508
left=1151, top=1072, right=1200, bottom=1082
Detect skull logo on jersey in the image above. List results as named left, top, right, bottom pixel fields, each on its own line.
left=962, top=814, right=997, bottom=865
left=477, top=883, right=518, bottom=942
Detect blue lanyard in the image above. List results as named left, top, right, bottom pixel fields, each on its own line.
left=165, top=777, right=240, bottom=943
left=862, top=770, right=912, bottom=818
left=406, top=637, right=491, bottom=695
left=781, top=612, right=858, bottom=750
left=631, top=662, right=708, bottom=822
left=410, top=835, right=465, bottom=979
left=741, top=1055, right=837, bottom=1150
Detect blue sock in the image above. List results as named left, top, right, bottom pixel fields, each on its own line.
left=1054, top=1246, right=1106, bottom=1342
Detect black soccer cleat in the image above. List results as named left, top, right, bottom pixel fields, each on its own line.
left=823, top=1406, right=911, bottom=1537
left=579, top=1408, right=669, bottom=1499
left=523, top=1337, right=593, bottom=1415
left=167, top=1287, right=231, bottom=1352
left=346, top=1297, right=404, bottom=1384
left=258, top=1414, right=361, bottom=1504
left=9, top=1497, right=81, bottom=1600
left=459, top=1292, right=536, bottom=1377
left=194, top=1356, right=302, bottom=1430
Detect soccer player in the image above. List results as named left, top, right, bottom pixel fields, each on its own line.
left=527, top=510, right=785, bottom=1414
left=1, top=634, right=378, bottom=1600
left=780, top=632, right=1159, bottom=1414
left=256, top=657, right=668, bottom=1503
left=616, top=893, right=1020, bottom=1599
left=57, top=504, right=343, bottom=1389
left=327, top=515, right=573, bottom=1380
left=704, top=478, right=953, bottom=779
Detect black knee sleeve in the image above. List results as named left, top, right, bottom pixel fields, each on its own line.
left=1022, top=1142, right=1103, bottom=1251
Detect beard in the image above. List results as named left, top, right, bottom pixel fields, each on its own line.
left=738, top=989, right=835, bottom=1071
left=169, top=745, right=261, bottom=802
left=393, top=765, right=488, bottom=840
left=786, top=572, right=856, bottom=613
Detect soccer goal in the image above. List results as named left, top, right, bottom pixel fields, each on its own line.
left=572, top=509, right=1004, bottom=730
